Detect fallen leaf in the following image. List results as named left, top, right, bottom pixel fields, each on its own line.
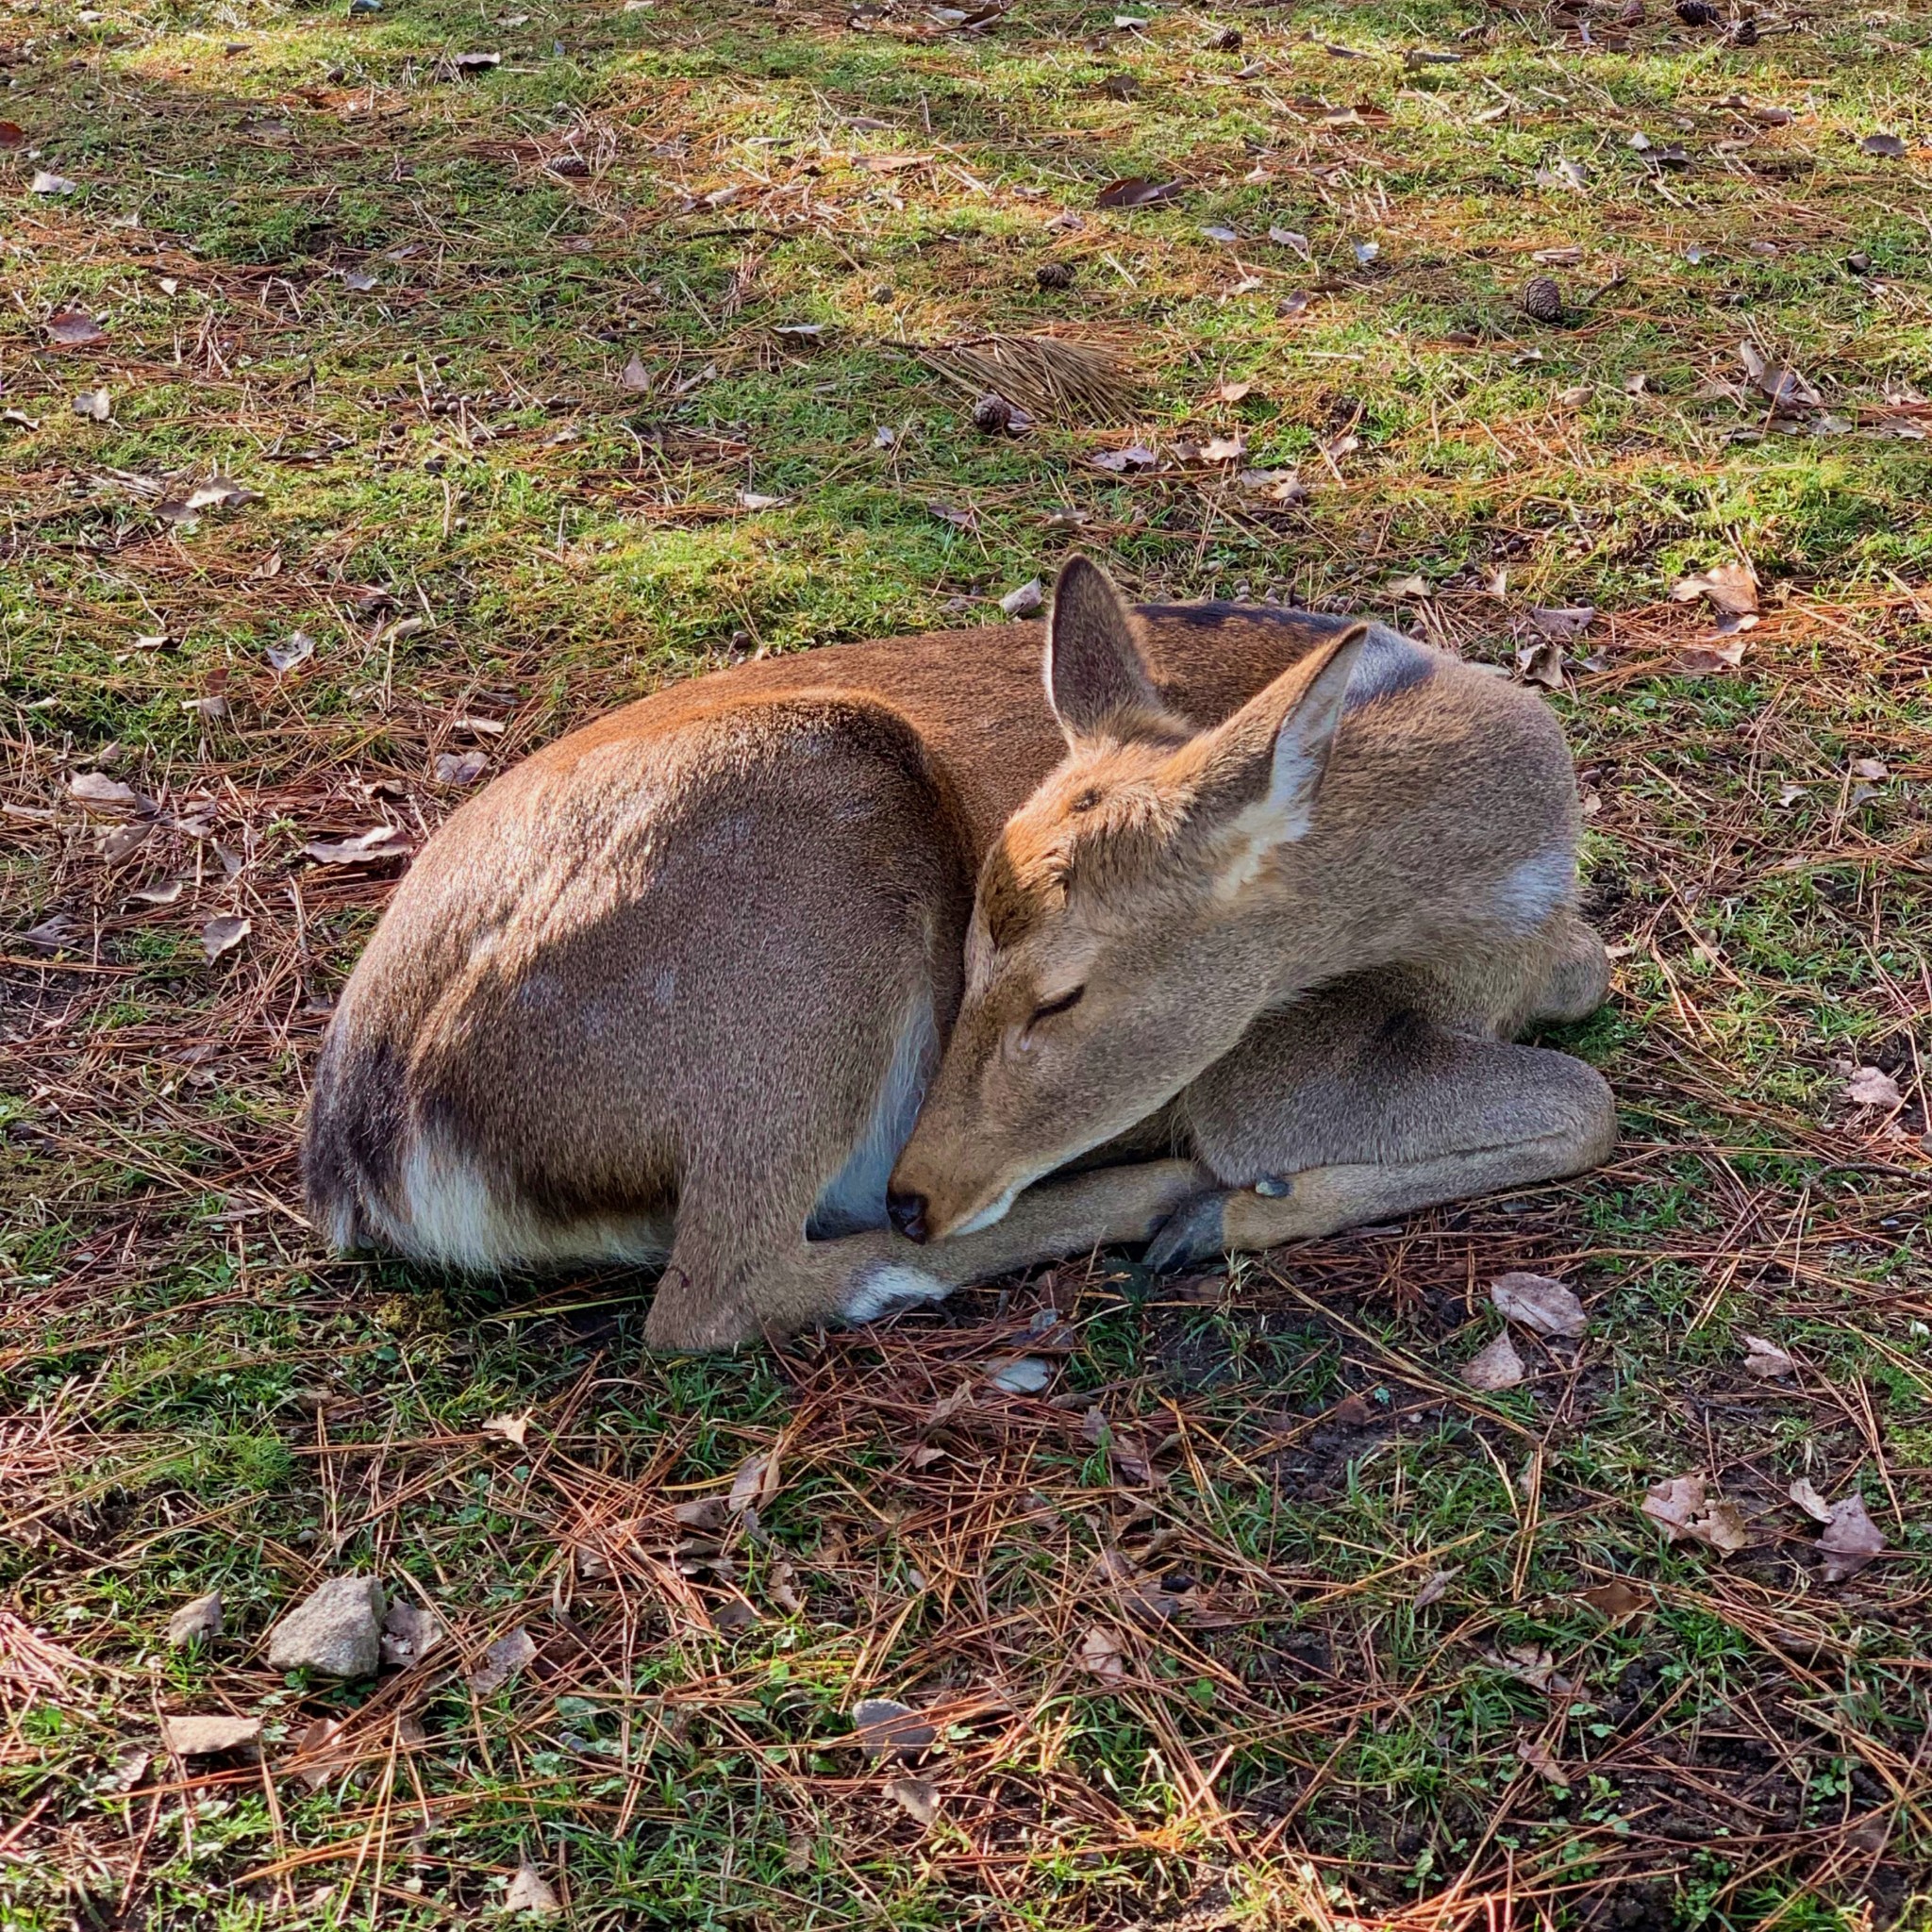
left=1496, top=1642, right=1571, bottom=1693
left=1000, top=578, right=1042, bottom=617
left=1845, top=1066, right=1903, bottom=1110
left=0, top=121, right=24, bottom=148
left=47, top=309, right=107, bottom=349
left=926, top=498, right=977, bottom=528
left=1237, top=467, right=1307, bottom=504
left=98, top=823, right=151, bottom=865
left=1531, top=606, right=1596, bottom=641
left=450, top=48, right=500, bottom=70
left=1490, top=1272, right=1587, bottom=1339
left=673, top=1496, right=729, bottom=1531
left=200, top=915, right=250, bottom=961
left=1197, top=433, right=1245, bottom=462
left=1200, top=223, right=1239, bottom=243
left=166, top=1591, right=223, bottom=1647
left=1207, top=377, right=1255, bottom=403
left=1462, top=1330, right=1526, bottom=1391
left=435, top=749, right=488, bottom=785
left=161, top=1713, right=261, bottom=1757
left=1740, top=1334, right=1793, bottom=1379
left=884, top=1774, right=939, bottom=1825
left=30, top=170, right=79, bottom=195
left=1577, top=1578, right=1650, bottom=1623
left=1671, top=561, right=1759, bottom=636
left=987, top=1355, right=1053, bottom=1394
left=467, top=1625, right=537, bottom=1695
left=1516, top=1736, right=1570, bottom=1786
left=851, top=1697, right=936, bottom=1758
left=503, top=1861, right=560, bottom=1916
left=1642, top=1474, right=1750, bottom=1554
left=1819, top=1494, right=1886, bottom=1582
left=1516, top=638, right=1565, bottom=689
left=128, top=879, right=186, bottom=907
left=73, top=388, right=110, bottom=421
left=266, top=631, right=316, bottom=674
left=1332, top=1391, right=1374, bottom=1426
left=1077, top=1625, right=1127, bottom=1685
left=1788, top=1476, right=1833, bottom=1524
left=1091, top=442, right=1157, bottom=473
left=1412, top=1568, right=1458, bottom=1609
left=181, top=694, right=228, bottom=723
left=157, top=476, right=260, bottom=521
left=727, top=1449, right=780, bottom=1513
left=1737, top=341, right=1819, bottom=415
left=379, top=1599, right=444, bottom=1667
left=1385, top=574, right=1431, bottom=600
left=69, top=771, right=148, bottom=812
left=343, top=267, right=378, bottom=291
left=1860, top=132, right=1907, bottom=158
left=1096, top=176, right=1186, bottom=208
left=481, top=1412, right=530, bottom=1448
left=302, top=826, right=413, bottom=866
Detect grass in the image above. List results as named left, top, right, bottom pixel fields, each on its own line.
left=4, top=0, right=1932, bottom=1924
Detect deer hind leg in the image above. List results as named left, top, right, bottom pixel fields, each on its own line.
left=1146, top=976, right=1614, bottom=1272
left=649, top=1157, right=1207, bottom=1350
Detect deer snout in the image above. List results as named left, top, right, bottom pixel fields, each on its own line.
left=886, top=1189, right=930, bottom=1244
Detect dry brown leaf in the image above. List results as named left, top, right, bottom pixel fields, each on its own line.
left=1788, top=1476, right=1833, bottom=1523
left=1490, top=1273, right=1587, bottom=1339
left=302, top=826, right=413, bottom=866
left=1461, top=1329, right=1526, bottom=1391
left=1207, top=377, right=1255, bottom=403
left=166, top=1592, right=223, bottom=1647
left=47, top=308, right=105, bottom=345
left=1671, top=560, right=1759, bottom=636
left=481, top=1412, right=530, bottom=1448
left=1819, top=1494, right=1885, bottom=1582
left=1642, top=1474, right=1749, bottom=1554
left=727, top=1450, right=780, bottom=1513
left=1576, top=1578, right=1650, bottom=1623
left=1096, top=176, right=1186, bottom=208
left=883, top=1774, right=939, bottom=1825
left=69, top=771, right=149, bottom=812
left=1516, top=1736, right=1570, bottom=1786
left=467, top=1625, right=537, bottom=1695
left=503, top=1861, right=561, bottom=1916
left=161, top=1713, right=260, bottom=1757
left=1077, top=1625, right=1127, bottom=1686
left=1845, top=1066, right=1903, bottom=1110
left=1413, top=1568, right=1458, bottom=1609
left=200, top=915, right=250, bottom=962
left=1740, top=1334, right=1793, bottom=1379
left=1737, top=341, right=1820, bottom=413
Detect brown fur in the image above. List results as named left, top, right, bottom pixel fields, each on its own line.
left=306, top=556, right=1614, bottom=1347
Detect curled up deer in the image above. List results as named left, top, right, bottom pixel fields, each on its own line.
left=306, top=555, right=1615, bottom=1349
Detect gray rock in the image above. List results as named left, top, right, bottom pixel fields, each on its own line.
left=266, top=1574, right=385, bottom=1678
left=166, top=1591, right=223, bottom=1648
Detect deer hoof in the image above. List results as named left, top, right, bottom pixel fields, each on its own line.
left=1145, top=1191, right=1232, bottom=1274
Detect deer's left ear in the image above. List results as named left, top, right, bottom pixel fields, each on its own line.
left=1169, top=624, right=1367, bottom=850
left=1044, top=554, right=1172, bottom=744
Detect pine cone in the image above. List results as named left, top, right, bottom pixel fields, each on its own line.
left=1520, top=275, right=1565, bottom=324
left=971, top=392, right=1015, bottom=433
left=1617, top=0, right=1644, bottom=22
left=1208, top=25, right=1241, bottom=50
left=1675, top=0, right=1720, bottom=24
left=1035, top=260, right=1076, bottom=291
left=1731, top=13, right=1757, bottom=41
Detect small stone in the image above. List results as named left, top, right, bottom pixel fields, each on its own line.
left=1520, top=275, right=1564, bottom=325
left=161, top=1713, right=260, bottom=1757
left=266, top=1574, right=384, bottom=1678
left=166, top=1591, right=223, bottom=1648
left=971, top=391, right=1015, bottom=434
left=1035, top=260, right=1076, bottom=291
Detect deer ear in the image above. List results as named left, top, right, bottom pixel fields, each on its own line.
left=1174, top=624, right=1368, bottom=850
left=1044, top=555, right=1167, bottom=742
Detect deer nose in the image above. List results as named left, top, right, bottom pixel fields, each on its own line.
left=887, top=1190, right=929, bottom=1244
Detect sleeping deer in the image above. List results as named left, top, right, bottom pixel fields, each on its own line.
left=306, top=555, right=1614, bottom=1349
